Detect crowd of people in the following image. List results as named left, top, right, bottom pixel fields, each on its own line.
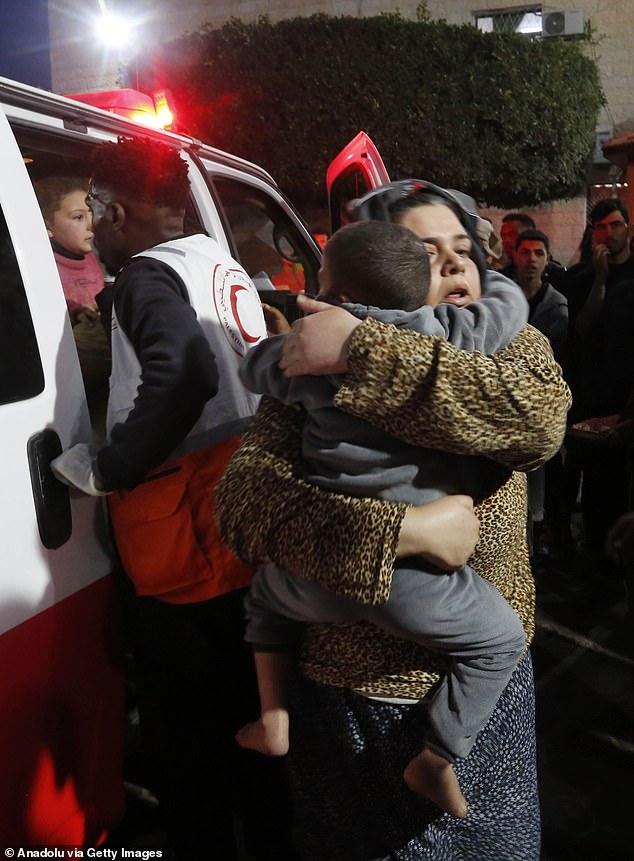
left=497, top=200, right=634, bottom=580
left=45, top=135, right=633, bottom=860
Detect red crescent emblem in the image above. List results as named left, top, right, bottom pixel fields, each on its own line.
left=230, top=284, right=260, bottom=343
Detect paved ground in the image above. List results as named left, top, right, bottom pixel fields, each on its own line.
left=531, top=541, right=634, bottom=861
left=105, top=531, right=634, bottom=861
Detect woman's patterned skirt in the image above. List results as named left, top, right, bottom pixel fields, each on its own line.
left=287, top=654, right=540, bottom=860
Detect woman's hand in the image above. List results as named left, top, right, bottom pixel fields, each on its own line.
left=279, top=295, right=361, bottom=377
left=397, top=495, right=480, bottom=570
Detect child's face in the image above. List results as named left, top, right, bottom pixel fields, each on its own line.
left=47, top=190, right=94, bottom=256
left=396, top=204, right=482, bottom=309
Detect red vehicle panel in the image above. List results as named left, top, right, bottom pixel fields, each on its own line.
left=326, top=131, right=390, bottom=231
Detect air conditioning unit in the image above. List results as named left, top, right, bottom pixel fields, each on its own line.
left=542, top=9, right=584, bottom=37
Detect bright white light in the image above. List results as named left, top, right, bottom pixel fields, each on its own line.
left=517, top=13, right=542, bottom=35
left=96, top=13, right=134, bottom=49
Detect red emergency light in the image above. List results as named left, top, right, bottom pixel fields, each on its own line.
left=67, top=88, right=175, bottom=130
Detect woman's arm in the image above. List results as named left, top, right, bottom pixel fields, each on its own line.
left=218, top=299, right=568, bottom=602
left=336, top=319, right=570, bottom=471
left=215, top=397, right=479, bottom=604
left=280, top=296, right=570, bottom=471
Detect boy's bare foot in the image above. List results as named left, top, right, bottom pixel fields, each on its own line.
left=403, top=746, right=468, bottom=818
left=235, top=709, right=289, bottom=757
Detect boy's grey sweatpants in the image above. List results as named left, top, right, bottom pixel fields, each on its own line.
left=244, top=561, right=526, bottom=762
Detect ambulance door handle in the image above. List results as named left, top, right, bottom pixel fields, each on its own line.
left=27, top=429, right=72, bottom=549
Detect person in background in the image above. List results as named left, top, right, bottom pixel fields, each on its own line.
left=51, top=137, right=299, bottom=861
left=515, top=228, right=568, bottom=364
left=500, top=211, right=536, bottom=279
left=563, top=198, right=634, bottom=566
left=564, top=223, right=594, bottom=279
left=514, top=228, right=569, bottom=555
left=501, top=210, right=567, bottom=291
left=566, top=197, right=634, bottom=342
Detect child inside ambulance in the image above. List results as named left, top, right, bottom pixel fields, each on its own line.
left=35, top=175, right=110, bottom=442
left=34, top=175, right=105, bottom=325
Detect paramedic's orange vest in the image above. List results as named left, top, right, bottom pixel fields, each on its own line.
left=108, top=437, right=254, bottom=604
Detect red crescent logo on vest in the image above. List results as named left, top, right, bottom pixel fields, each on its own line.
left=213, top=263, right=265, bottom=356
left=230, top=284, right=260, bottom=343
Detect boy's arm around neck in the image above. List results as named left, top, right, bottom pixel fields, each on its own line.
left=239, top=332, right=337, bottom=409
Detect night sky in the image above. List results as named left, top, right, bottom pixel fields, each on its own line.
left=0, top=0, right=51, bottom=89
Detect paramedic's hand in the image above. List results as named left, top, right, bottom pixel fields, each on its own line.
left=50, top=443, right=110, bottom=496
left=568, top=414, right=626, bottom=448
left=571, top=414, right=619, bottom=433
left=262, top=303, right=292, bottom=336
left=397, top=496, right=479, bottom=570
left=279, top=295, right=361, bottom=377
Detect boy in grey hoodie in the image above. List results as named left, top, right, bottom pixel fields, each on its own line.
left=235, top=219, right=528, bottom=819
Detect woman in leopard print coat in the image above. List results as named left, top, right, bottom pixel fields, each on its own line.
left=215, top=195, right=571, bottom=860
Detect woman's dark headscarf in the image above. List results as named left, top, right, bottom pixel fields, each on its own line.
left=348, top=180, right=488, bottom=287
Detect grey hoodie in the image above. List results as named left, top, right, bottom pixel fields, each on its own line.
left=240, top=271, right=527, bottom=505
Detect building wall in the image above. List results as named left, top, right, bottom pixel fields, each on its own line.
left=48, top=0, right=410, bottom=95
left=422, top=0, right=634, bottom=137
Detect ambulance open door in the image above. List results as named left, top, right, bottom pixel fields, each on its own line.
left=326, top=131, right=390, bottom=233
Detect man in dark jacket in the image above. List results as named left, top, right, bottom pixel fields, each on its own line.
left=562, top=198, right=634, bottom=564
left=515, top=228, right=569, bottom=554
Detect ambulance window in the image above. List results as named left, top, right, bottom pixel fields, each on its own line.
left=212, top=177, right=318, bottom=296
left=0, top=206, right=44, bottom=404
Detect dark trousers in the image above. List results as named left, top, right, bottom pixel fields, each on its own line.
left=564, top=437, right=630, bottom=557
left=129, top=587, right=299, bottom=861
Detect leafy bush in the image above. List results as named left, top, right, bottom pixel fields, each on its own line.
left=140, top=12, right=603, bottom=208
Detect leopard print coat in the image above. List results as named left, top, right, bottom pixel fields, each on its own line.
left=215, top=321, right=571, bottom=699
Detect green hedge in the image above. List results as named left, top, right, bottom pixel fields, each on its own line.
left=141, top=12, right=603, bottom=208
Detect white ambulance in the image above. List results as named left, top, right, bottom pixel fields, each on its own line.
left=0, top=76, right=323, bottom=848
